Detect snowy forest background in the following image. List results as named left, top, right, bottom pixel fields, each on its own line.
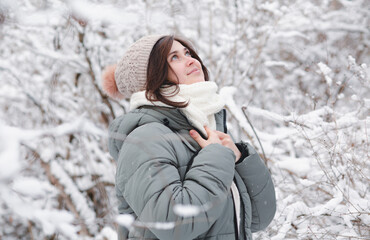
left=0, top=0, right=369, bottom=239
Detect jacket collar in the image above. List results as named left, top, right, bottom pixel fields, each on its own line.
left=108, top=105, right=225, bottom=161
left=136, top=105, right=225, bottom=135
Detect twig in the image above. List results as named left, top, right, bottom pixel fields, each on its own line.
left=27, top=221, right=34, bottom=240
left=77, top=24, right=117, bottom=122
left=24, top=146, right=91, bottom=237
left=223, top=105, right=255, bottom=144
left=0, top=66, right=46, bottom=115
left=241, top=106, right=267, bottom=163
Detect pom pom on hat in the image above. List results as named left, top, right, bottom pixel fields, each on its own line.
left=102, top=64, right=124, bottom=99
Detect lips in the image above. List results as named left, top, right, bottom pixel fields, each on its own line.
left=187, top=68, right=199, bottom=75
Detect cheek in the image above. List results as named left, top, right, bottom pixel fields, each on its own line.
left=167, top=68, right=177, bottom=83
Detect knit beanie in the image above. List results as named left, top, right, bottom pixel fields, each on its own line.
left=102, top=35, right=164, bottom=99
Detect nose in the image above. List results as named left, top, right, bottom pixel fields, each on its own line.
left=186, top=57, right=195, bottom=66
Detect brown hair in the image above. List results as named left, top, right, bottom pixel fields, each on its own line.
left=145, top=35, right=209, bottom=108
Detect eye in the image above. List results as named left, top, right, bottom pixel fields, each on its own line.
left=185, top=50, right=191, bottom=56
left=171, top=55, right=178, bottom=61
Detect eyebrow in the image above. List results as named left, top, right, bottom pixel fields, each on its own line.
left=168, top=47, right=189, bottom=57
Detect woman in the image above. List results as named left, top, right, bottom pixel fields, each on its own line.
left=103, top=35, right=276, bottom=240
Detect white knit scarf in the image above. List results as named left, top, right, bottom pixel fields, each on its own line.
left=130, top=81, right=225, bottom=137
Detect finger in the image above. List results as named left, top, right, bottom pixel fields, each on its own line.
left=221, top=138, right=233, bottom=147
left=190, top=130, right=206, bottom=147
left=204, top=126, right=214, bottom=139
left=215, top=131, right=229, bottom=139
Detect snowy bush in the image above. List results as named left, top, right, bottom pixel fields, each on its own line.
left=0, top=0, right=368, bottom=239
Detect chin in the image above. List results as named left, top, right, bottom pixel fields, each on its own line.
left=179, top=76, right=205, bottom=85
left=187, top=79, right=204, bottom=85
left=193, top=76, right=205, bottom=83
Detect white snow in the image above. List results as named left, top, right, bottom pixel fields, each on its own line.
left=33, top=210, right=77, bottom=237
left=67, top=0, right=140, bottom=26
left=275, top=157, right=311, bottom=177
left=116, top=214, right=176, bottom=230
left=50, top=161, right=98, bottom=233
left=173, top=204, right=201, bottom=217
left=318, top=62, right=333, bottom=86
left=116, top=214, right=135, bottom=229
left=95, top=226, right=118, bottom=240
left=12, top=177, right=56, bottom=197
left=136, top=221, right=176, bottom=230
left=0, top=122, right=21, bottom=181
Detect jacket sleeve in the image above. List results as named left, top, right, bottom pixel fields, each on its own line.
left=116, top=123, right=236, bottom=240
left=235, top=142, right=276, bottom=232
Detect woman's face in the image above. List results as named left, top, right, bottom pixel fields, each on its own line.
left=167, top=40, right=205, bottom=85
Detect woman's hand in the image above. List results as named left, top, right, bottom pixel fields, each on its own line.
left=214, top=131, right=241, bottom=162
left=190, top=126, right=241, bottom=162
left=189, top=126, right=222, bottom=148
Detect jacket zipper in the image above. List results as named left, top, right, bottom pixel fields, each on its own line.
left=223, top=109, right=243, bottom=239
left=177, top=109, right=208, bottom=139
left=222, top=109, right=228, bottom=133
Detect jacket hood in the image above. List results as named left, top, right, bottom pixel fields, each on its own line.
left=108, top=106, right=225, bottom=161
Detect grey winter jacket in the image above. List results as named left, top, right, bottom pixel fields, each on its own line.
left=108, top=106, right=276, bottom=240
